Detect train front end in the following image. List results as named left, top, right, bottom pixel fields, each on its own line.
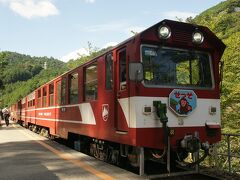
left=128, top=20, right=225, bottom=168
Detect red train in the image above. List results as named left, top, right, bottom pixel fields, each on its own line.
left=10, top=20, right=225, bottom=175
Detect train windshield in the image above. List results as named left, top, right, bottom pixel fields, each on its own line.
left=141, top=46, right=213, bottom=89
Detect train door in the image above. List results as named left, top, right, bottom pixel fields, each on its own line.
left=49, top=83, right=55, bottom=134
left=115, top=48, right=129, bottom=132
left=55, top=80, right=61, bottom=135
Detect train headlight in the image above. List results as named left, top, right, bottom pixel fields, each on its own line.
left=192, top=31, right=204, bottom=44
left=158, top=25, right=171, bottom=39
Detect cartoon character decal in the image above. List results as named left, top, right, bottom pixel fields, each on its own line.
left=102, top=104, right=109, bottom=121
left=169, top=89, right=197, bottom=116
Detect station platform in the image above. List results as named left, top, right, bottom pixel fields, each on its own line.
left=0, top=120, right=145, bottom=180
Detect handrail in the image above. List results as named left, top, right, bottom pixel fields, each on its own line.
left=222, top=133, right=240, bottom=137
left=213, top=133, right=240, bottom=174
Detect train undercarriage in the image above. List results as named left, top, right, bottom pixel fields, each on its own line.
left=21, top=121, right=211, bottom=176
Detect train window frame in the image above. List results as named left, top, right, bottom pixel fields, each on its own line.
left=140, top=44, right=215, bottom=90
left=119, top=49, right=127, bottom=91
left=56, top=80, right=61, bottom=105
left=43, top=86, right=47, bottom=107
left=61, top=77, right=67, bottom=105
left=37, top=89, right=41, bottom=108
left=69, top=72, right=79, bottom=104
left=84, top=61, right=98, bottom=101
left=105, top=53, right=113, bottom=90
left=49, top=83, right=54, bottom=106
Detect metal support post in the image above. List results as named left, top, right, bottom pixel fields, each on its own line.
left=227, top=135, right=231, bottom=173
left=139, top=147, right=145, bottom=176
left=194, top=131, right=200, bottom=173
left=167, top=137, right=171, bottom=174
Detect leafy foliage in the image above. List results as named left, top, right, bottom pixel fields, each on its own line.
left=194, top=0, right=240, bottom=132
left=66, top=46, right=112, bottom=69
left=193, top=0, right=240, bottom=174
left=0, top=51, right=67, bottom=107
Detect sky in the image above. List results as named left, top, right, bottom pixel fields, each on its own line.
left=0, top=0, right=225, bottom=62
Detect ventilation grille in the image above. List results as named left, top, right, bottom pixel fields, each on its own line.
left=172, top=29, right=192, bottom=44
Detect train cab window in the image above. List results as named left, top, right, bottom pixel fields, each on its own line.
left=141, top=46, right=213, bottom=89
left=49, top=83, right=54, bottom=106
left=119, top=50, right=126, bottom=90
left=37, top=89, right=41, bottom=108
left=176, top=59, right=200, bottom=85
left=61, top=77, right=67, bottom=105
left=69, top=73, right=79, bottom=104
left=106, top=53, right=113, bottom=90
left=43, top=86, right=47, bottom=107
left=85, top=62, right=98, bottom=101
left=56, top=81, right=61, bottom=105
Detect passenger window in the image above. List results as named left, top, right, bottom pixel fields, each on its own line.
left=56, top=81, right=61, bottom=105
left=43, top=86, right=47, bottom=107
left=37, top=89, right=41, bottom=108
left=85, top=62, right=98, bottom=101
left=61, top=77, right=67, bottom=105
left=119, top=50, right=126, bottom=90
left=69, top=73, right=79, bottom=104
left=106, top=53, right=113, bottom=90
left=49, top=83, right=54, bottom=106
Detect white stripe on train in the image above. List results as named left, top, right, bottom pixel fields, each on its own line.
left=18, top=97, right=220, bottom=128
left=21, top=103, right=96, bottom=125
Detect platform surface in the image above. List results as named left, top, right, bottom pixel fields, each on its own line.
left=0, top=121, right=146, bottom=180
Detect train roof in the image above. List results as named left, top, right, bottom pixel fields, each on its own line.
left=26, top=19, right=225, bottom=98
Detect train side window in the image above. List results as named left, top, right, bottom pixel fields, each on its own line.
left=56, top=81, right=61, bottom=105
left=85, top=62, right=98, bottom=101
left=43, top=86, right=47, bottom=107
left=61, top=77, right=67, bottom=105
left=69, top=73, right=79, bottom=104
left=119, top=50, right=126, bottom=90
left=106, top=53, right=113, bottom=90
left=32, top=99, right=35, bottom=106
left=49, top=83, right=54, bottom=106
left=37, top=89, right=41, bottom=108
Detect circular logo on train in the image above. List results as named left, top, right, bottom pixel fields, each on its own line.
left=169, top=89, right=197, bottom=117
left=102, top=104, right=109, bottom=121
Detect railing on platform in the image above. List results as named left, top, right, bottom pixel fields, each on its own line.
left=219, top=133, right=240, bottom=173
left=206, top=133, right=240, bottom=174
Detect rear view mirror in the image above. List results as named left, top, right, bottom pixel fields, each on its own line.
left=129, top=62, right=144, bottom=82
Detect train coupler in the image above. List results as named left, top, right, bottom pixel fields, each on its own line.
left=180, top=135, right=201, bottom=153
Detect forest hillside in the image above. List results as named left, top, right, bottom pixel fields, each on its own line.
left=0, top=52, right=67, bottom=106
left=193, top=0, right=240, bottom=132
